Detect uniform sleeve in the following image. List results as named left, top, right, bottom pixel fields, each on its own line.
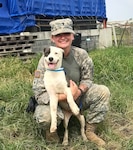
left=72, top=47, right=93, bottom=89
left=80, top=51, right=93, bottom=89
left=32, top=55, right=50, bottom=104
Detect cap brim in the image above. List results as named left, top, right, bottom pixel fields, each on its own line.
left=52, top=28, right=75, bottom=35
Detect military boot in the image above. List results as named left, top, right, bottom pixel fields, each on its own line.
left=85, top=123, right=106, bottom=146
left=45, top=130, right=60, bottom=143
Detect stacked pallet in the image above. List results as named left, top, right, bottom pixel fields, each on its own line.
left=0, top=34, right=37, bottom=59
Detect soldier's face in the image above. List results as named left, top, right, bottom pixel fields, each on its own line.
left=51, top=33, right=74, bottom=50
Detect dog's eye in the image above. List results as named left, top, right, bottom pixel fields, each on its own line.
left=55, top=52, right=58, bottom=55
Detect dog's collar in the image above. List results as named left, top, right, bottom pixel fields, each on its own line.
left=46, top=67, right=64, bottom=72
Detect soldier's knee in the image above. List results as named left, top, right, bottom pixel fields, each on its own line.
left=100, top=85, right=110, bottom=100
left=33, top=105, right=64, bottom=128
left=33, top=105, right=51, bottom=125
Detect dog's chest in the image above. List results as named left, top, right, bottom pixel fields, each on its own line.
left=44, top=71, right=68, bottom=93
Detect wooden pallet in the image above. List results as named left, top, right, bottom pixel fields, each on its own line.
left=0, top=34, right=38, bottom=59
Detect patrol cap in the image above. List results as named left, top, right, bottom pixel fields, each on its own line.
left=49, top=18, right=75, bottom=35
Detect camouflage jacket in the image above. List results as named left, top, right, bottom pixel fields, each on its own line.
left=32, top=46, right=94, bottom=104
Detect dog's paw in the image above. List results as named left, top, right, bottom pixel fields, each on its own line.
left=50, top=126, right=57, bottom=133
left=82, top=134, right=88, bottom=141
left=72, top=106, right=80, bottom=116
left=62, top=140, right=68, bottom=146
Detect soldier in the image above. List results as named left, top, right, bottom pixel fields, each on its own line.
left=32, top=18, right=110, bottom=146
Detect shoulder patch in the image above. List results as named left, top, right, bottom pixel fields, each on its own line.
left=34, top=70, right=41, bottom=78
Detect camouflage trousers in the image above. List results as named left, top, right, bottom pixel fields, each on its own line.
left=33, top=84, right=110, bottom=129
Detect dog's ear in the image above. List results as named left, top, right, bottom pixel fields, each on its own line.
left=61, top=49, right=64, bottom=53
left=43, top=48, right=46, bottom=54
left=43, top=47, right=49, bottom=53
left=44, top=47, right=50, bottom=57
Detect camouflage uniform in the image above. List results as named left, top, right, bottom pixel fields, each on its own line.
left=33, top=46, right=110, bottom=129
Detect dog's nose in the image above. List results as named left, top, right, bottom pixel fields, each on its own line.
left=49, top=57, right=53, bottom=62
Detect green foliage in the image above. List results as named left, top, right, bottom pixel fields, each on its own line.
left=0, top=47, right=133, bottom=150
left=90, top=47, right=133, bottom=114
left=90, top=47, right=133, bottom=85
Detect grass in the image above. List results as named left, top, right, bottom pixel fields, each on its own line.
left=0, top=46, right=133, bottom=150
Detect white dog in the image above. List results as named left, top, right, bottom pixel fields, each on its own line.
left=43, top=46, right=87, bottom=145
